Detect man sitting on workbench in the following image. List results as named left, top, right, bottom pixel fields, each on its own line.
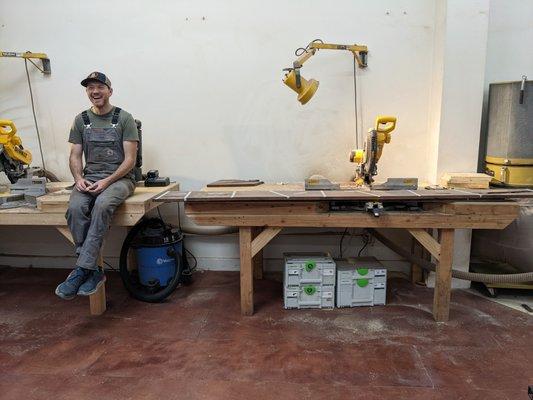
left=55, top=72, right=139, bottom=300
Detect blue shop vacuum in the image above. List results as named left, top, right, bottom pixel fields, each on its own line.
left=120, top=218, right=192, bottom=303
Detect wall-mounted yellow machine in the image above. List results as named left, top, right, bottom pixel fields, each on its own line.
left=0, top=51, right=51, bottom=74
left=283, top=39, right=368, bottom=105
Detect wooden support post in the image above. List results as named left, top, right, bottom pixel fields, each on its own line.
left=240, top=227, right=254, bottom=316
left=251, top=227, right=282, bottom=257
left=408, top=228, right=441, bottom=261
left=252, top=228, right=263, bottom=280
left=433, top=229, right=454, bottom=322
left=90, top=253, right=106, bottom=315
left=410, top=237, right=424, bottom=284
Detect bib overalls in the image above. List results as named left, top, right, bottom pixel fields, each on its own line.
left=66, top=107, right=135, bottom=270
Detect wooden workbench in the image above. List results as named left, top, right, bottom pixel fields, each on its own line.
left=0, top=182, right=178, bottom=315
left=156, top=183, right=531, bottom=322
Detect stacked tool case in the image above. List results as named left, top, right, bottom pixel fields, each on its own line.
left=283, top=253, right=336, bottom=309
left=336, top=257, right=387, bottom=307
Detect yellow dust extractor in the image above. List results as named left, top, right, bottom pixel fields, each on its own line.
left=484, top=77, right=533, bottom=187
left=282, top=40, right=368, bottom=105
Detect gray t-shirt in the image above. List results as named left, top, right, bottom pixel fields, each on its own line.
left=69, top=107, right=139, bottom=181
left=69, top=107, right=139, bottom=144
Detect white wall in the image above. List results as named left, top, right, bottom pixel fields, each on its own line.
left=0, top=0, right=517, bottom=276
left=1, top=0, right=436, bottom=186
left=0, top=0, right=437, bottom=272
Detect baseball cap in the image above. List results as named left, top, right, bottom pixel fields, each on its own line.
left=81, top=71, right=112, bottom=88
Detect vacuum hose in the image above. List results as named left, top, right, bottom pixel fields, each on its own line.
left=367, top=229, right=533, bottom=284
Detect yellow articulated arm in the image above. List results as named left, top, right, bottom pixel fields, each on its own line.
left=1, top=51, right=51, bottom=74
left=350, top=116, right=397, bottom=186
left=283, top=39, right=368, bottom=105
left=0, top=120, right=33, bottom=165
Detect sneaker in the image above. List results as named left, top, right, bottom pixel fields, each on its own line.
left=55, top=267, right=90, bottom=300
left=77, top=269, right=106, bottom=296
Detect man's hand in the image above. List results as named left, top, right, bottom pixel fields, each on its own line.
left=75, top=178, right=92, bottom=192
left=87, top=178, right=111, bottom=194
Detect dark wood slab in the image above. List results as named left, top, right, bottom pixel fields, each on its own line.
left=155, top=188, right=533, bottom=203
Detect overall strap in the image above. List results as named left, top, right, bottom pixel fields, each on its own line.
left=111, top=107, right=122, bottom=127
left=81, top=110, right=91, bottom=127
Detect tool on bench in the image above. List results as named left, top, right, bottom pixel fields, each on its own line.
left=304, top=175, right=340, bottom=190
left=349, top=115, right=415, bottom=189
left=283, top=41, right=414, bottom=191
left=1, top=50, right=58, bottom=207
left=0, top=120, right=48, bottom=208
left=144, top=170, right=170, bottom=187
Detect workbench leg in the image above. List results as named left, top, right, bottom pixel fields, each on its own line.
left=252, top=227, right=263, bottom=280
left=90, top=251, right=107, bottom=315
left=410, top=237, right=423, bottom=284
left=433, top=229, right=454, bottom=322
left=240, top=227, right=254, bottom=316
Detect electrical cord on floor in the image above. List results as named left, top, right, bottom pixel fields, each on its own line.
left=24, top=59, right=47, bottom=174
left=184, top=248, right=198, bottom=272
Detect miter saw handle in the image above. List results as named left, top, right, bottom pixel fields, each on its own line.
left=375, top=116, right=397, bottom=134
left=0, top=120, right=17, bottom=136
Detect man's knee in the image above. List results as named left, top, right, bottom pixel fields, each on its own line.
left=66, top=196, right=91, bottom=220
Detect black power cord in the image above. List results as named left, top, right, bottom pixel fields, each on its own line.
left=24, top=59, right=47, bottom=173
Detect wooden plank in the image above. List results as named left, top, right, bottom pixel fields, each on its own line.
left=56, top=226, right=74, bottom=244
left=410, top=237, right=424, bottom=284
left=156, top=187, right=533, bottom=202
left=441, top=201, right=519, bottom=215
left=89, top=253, right=107, bottom=315
left=90, top=285, right=106, bottom=315
left=187, top=212, right=518, bottom=230
left=239, top=227, right=254, bottom=316
left=408, top=229, right=441, bottom=261
left=252, top=227, right=263, bottom=280
left=251, top=227, right=282, bottom=257
left=185, top=201, right=328, bottom=215
left=0, top=212, right=144, bottom=226
left=37, top=183, right=178, bottom=213
left=440, top=173, right=492, bottom=189
left=433, top=229, right=454, bottom=322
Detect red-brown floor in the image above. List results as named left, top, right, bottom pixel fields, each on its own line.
left=0, top=267, right=531, bottom=400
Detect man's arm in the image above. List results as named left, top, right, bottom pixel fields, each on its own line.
left=87, top=141, right=138, bottom=194
left=70, top=143, right=91, bottom=192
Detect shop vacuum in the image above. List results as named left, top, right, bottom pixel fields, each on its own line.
left=120, top=218, right=193, bottom=302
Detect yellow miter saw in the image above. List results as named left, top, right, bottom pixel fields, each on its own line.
left=0, top=120, right=33, bottom=183
left=350, top=116, right=417, bottom=189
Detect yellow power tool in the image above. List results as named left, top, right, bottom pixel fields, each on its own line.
left=0, top=120, right=33, bottom=183
left=0, top=51, right=51, bottom=74
left=350, top=116, right=397, bottom=186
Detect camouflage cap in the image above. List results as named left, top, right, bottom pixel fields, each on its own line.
left=81, top=71, right=112, bottom=88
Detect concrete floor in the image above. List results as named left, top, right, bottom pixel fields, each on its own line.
left=0, top=267, right=532, bottom=400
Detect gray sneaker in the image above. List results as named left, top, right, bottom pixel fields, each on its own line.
left=55, top=267, right=90, bottom=300
left=77, top=269, right=106, bottom=296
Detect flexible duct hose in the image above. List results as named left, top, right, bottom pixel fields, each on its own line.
left=367, top=229, right=533, bottom=284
